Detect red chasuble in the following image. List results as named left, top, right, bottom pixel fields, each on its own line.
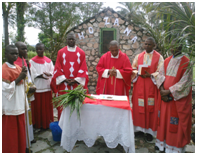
left=51, top=46, right=89, bottom=94
left=132, top=50, right=160, bottom=132
left=96, top=50, right=132, bottom=97
left=156, top=55, right=192, bottom=148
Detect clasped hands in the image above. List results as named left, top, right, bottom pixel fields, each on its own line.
left=159, top=85, right=171, bottom=102
left=63, top=79, right=78, bottom=86
left=108, top=69, right=117, bottom=77
left=37, top=72, right=52, bottom=80
left=139, top=71, right=151, bottom=78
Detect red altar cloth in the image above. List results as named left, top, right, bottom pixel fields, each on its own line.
left=84, top=95, right=133, bottom=118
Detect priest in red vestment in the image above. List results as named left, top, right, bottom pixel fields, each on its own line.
left=131, top=37, right=164, bottom=142
left=2, top=45, right=27, bottom=153
left=155, top=40, right=192, bottom=153
left=51, top=32, right=89, bottom=120
left=96, top=40, right=132, bottom=97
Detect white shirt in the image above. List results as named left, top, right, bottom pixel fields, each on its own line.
left=101, top=52, right=123, bottom=79
left=2, top=62, right=29, bottom=115
left=30, top=59, right=54, bottom=93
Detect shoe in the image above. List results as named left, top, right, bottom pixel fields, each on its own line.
left=144, top=133, right=153, bottom=143
left=155, top=146, right=159, bottom=151
left=31, top=139, right=37, bottom=144
left=26, top=148, right=33, bottom=153
left=155, top=146, right=160, bottom=153
left=134, top=131, right=144, bottom=137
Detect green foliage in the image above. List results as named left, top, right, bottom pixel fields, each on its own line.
left=27, top=51, right=37, bottom=60
left=77, top=2, right=104, bottom=22
left=2, top=48, right=6, bottom=64
left=27, top=2, right=104, bottom=60
left=16, top=2, right=27, bottom=42
left=52, top=85, right=94, bottom=121
left=27, top=44, right=36, bottom=52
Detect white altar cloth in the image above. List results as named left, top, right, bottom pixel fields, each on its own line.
left=59, top=104, right=135, bottom=153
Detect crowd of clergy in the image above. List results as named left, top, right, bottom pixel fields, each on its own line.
left=2, top=32, right=192, bottom=153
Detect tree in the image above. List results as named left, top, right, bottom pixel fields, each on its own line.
left=16, top=2, right=27, bottom=42
left=28, top=2, right=104, bottom=60
left=116, top=2, right=142, bottom=24
left=78, top=2, right=104, bottom=22
left=2, top=2, right=15, bottom=47
left=117, top=2, right=195, bottom=60
left=28, top=2, right=80, bottom=60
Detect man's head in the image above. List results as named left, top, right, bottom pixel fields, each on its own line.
left=170, top=39, right=182, bottom=56
left=15, top=41, right=27, bottom=58
left=36, top=43, right=45, bottom=57
left=5, top=45, right=19, bottom=65
left=66, top=32, right=76, bottom=47
left=109, top=40, right=119, bottom=57
left=144, top=37, right=156, bottom=53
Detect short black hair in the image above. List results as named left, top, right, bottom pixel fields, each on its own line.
left=5, top=45, right=17, bottom=54
left=15, top=41, right=25, bottom=48
left=171, top=38, right=183, bottom=51
left=66, top=32, right=75, bottom=39
left=146, top=37, right=156, bottom=44
left=36, top=43, right=45, bottom=48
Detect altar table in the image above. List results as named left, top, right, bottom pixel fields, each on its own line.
left=59, top=97, right=135, bottom=153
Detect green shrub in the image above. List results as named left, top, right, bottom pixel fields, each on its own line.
left=27, top=51, right=37, bottom=60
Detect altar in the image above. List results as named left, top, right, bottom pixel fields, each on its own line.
left=58, top=95, right=135, bottom=153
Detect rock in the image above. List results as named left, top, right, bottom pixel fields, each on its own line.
left=31, top=140, right=50, bottom=153
left=185, top=144, right=195, bottom=153
left=53, top=145, right=67, bottom=153
left=135, top=148, right=149, bottom=153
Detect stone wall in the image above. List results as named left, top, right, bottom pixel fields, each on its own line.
left=69, top=8, right=150, bottom=94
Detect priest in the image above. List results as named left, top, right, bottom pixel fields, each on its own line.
left=96, top=40, right=132, bottom=97
left=51, top=32, right=89, bottom=120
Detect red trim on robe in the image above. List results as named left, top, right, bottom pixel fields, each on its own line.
left=96, top=50, right=132, bottom=97
left=2, top=63, right=22, bottom=84
left=31, top=55, right=51, bottom=64
left=31, top=91, right=54, bottom=129
left=14, top=56, right=31, bottom=67
left=2, top=114, right=26, bottom=153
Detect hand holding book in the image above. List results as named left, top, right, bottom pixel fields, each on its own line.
left=138, top=65, right=151, bottom=78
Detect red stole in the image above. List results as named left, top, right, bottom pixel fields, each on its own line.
left=14, top=57, right=30, bottom=67
left=31, top=55, right=51, bottom=64
left=51, top=46, right=89, bottom=94
left=158, top=55, right=192, bottom=133
left=96, top=50, right=132, bottom=97
left=134, top=50, right=160, bottom=114
left=2, top=63, right=22, bottom=84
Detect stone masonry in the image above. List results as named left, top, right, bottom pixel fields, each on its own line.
left=67, top=7, right=150, bottom=94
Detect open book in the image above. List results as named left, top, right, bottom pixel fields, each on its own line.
left=91, top=94, right=128, bottom=101
left=138, top=64, right=150, bottom=75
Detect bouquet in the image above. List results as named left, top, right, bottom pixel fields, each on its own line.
left=52, top=85, right=94, bottom=121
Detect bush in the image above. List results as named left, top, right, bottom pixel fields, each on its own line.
left=2, top=48, right=6, bottom=64
left=27, top=51, right=52, bottom=60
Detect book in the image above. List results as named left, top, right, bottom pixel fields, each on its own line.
left=138, top=64, right=150, bottom=75
left=141, top=67, right=150, bottom=75
left=91, top=94, right=128, bottom=101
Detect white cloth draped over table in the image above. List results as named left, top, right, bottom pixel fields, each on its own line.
left=59, top=104, right=135, bottom=153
